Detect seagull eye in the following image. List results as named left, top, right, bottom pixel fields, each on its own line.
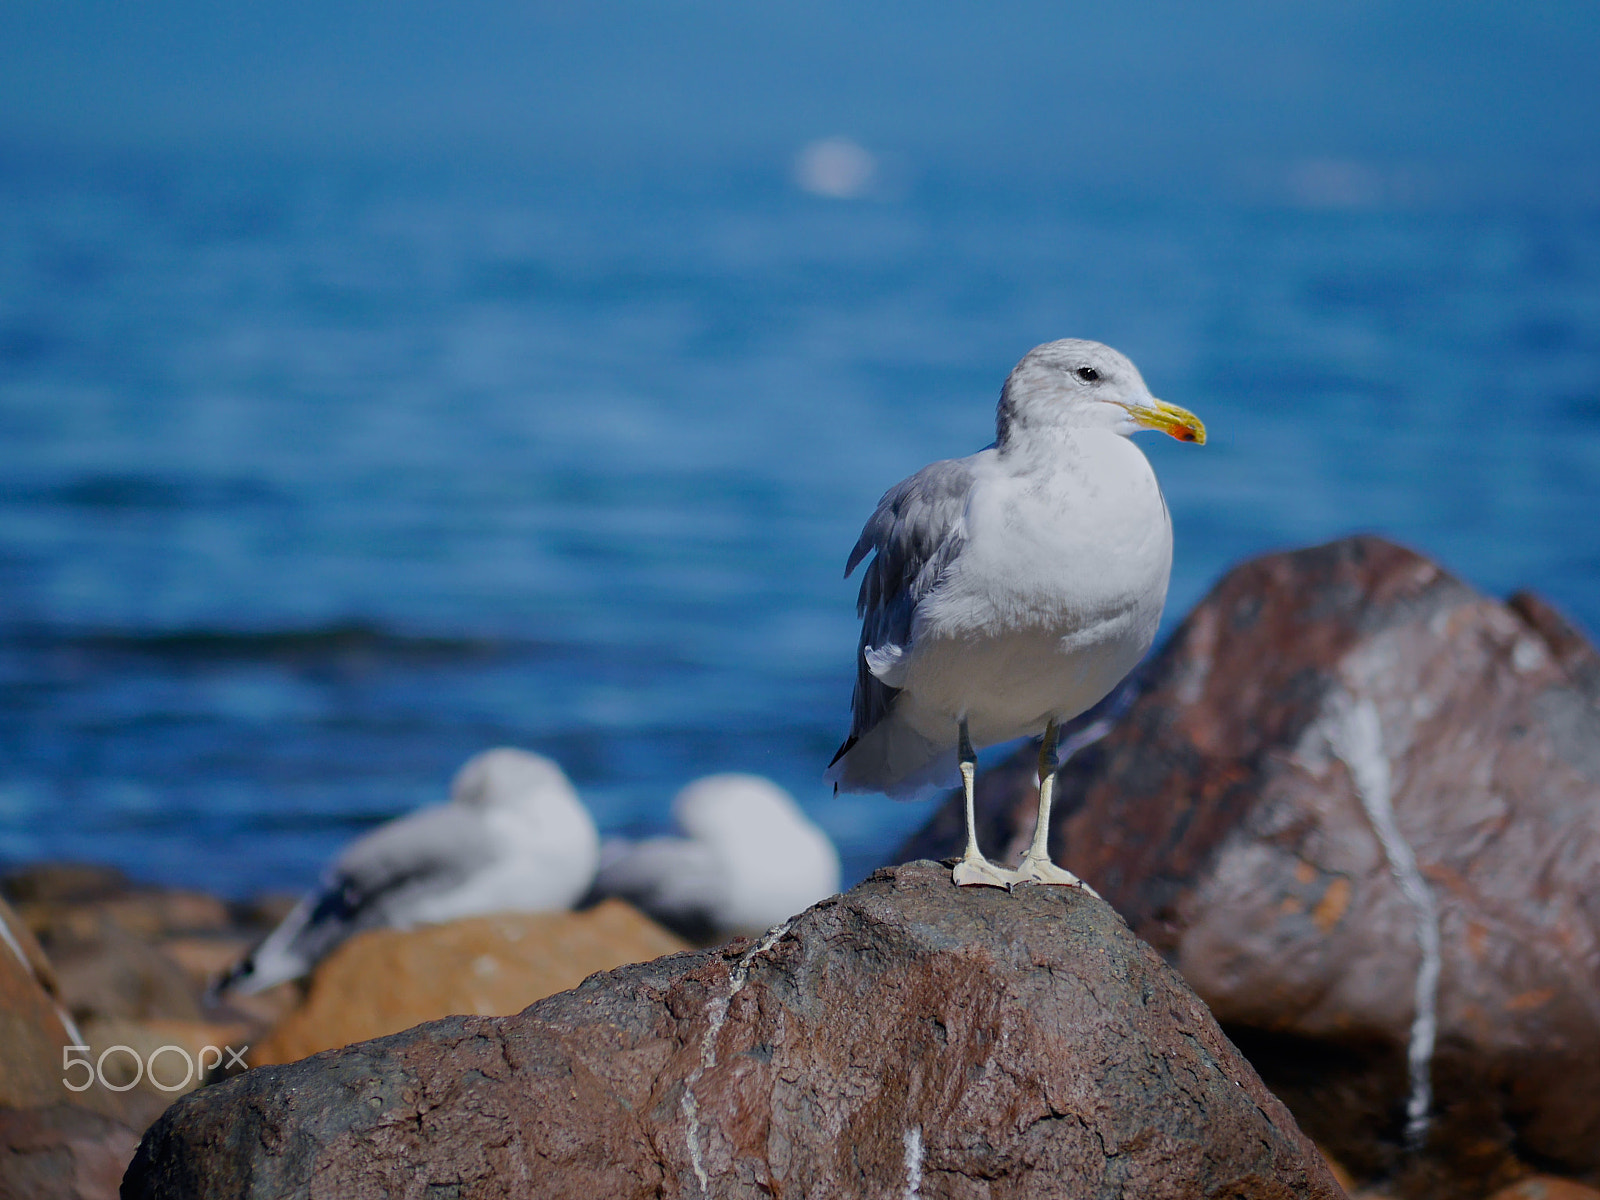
left=1075, top=366, right=1100, bottom=382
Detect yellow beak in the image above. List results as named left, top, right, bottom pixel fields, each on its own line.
left=1127, top=398, right=1206, bottom=444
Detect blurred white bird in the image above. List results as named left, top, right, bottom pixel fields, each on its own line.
left=593, top=774, right=841, bottom=939
left=213, top=748, right=599, bottom=997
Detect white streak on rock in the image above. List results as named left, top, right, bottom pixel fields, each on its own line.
left=730, top=918, right=794, bottom=1000
left=1512, top=637, right=1546, bottom=673
left=680, top=1088, right=710, bottom=1192
left=0, top=905, right=84, bottom=1046
left=0, top=910, right=32, bottom=977
left=903, top=1125, right=924, bottom=1198
left=1327, top=694, right=1441, bottom=1151
left=681, top=919, right=796, bottom=1195
left=54, top=1004, right=85, bottom=1050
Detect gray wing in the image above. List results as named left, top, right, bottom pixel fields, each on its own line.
left=830, top=457, right=976, bottom=766
left=214, top=804, right=496, bottom=995
left=318, top=803, right=497, bottom=926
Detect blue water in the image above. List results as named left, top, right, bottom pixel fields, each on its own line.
left=1, top=151, right=1597, bottom=895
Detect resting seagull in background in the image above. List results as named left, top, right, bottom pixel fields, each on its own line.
left=593, top=774, right=840, bottom=940
left=213, top=748, right=599, bottom=997
left=826, top=339, right=1205, bottom=890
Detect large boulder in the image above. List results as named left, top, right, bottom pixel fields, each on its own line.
left=122, top=861, right=1342, bottom=1200
left=899, top=536, right=1600, bottom=1195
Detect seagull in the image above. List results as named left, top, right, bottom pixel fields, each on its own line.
left=592, top=774, right=841, bottom=939
left=213, top=748, right=599, bottom=996
left=826, top=339, right=1205, bottom=890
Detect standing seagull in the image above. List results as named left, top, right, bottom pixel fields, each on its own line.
left=826, top=340, right=1205, bottom=890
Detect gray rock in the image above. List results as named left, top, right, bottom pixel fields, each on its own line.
left=122, top=861, right=1340, bottom=1200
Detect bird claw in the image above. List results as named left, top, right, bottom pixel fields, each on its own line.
left=1013, top=855, right=1102, bottom=898
left=952, top=855, right=1018, bottom=889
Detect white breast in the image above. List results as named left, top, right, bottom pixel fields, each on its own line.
left=901, top=429, right=1172, bottom=745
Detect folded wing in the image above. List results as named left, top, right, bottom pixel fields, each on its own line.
left=827, top=456, right=976, bottom=789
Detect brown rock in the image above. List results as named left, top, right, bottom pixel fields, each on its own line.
left=0, top=863, right=131, bottom=908
left=3, top=864, right=238, bottom=960
left=1508, top=591, right=1600, bottom=704
left=251, top=899, right=691, bottom=1065
left=154, top=933, right=259, bottom=994
left=14, top=889, right=232, bottom=947
left=1488, top=1179, right=1600, bottom=1200
left=0, top=897, right=140, bottom=1157
left=229, top=892, right=299, bottom=931
left=1319, top=1147, right=1358, bottom=1194
left=0, top=895, right=60, bottom=997
left=96, top=890, right=232, bottom=940
left=0, top=1105, right=140, bottom=1200
left=206, top=979, right=300, bottom=1032
left=899, top=535, right=1600, bottom=1193
left=48, top=922, right=201, bottom=1024
left=123, top=861, right=1341, bottom=1200
left=3, top=865, right=263, bottom=1031
left=0, top=900, right=80, bottom=1111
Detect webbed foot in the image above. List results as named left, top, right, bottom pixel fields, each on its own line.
left=952, top=854, right=1019, bottom=889
left=1013, top=854, right=1102, bottom=897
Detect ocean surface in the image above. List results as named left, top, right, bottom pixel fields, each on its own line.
left=1, top=150, right=1597, bottom=896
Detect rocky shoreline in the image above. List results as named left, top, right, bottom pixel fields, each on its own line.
left=123, top=860, right=1345, bottom=1200
left=0, top=862, right=694, bottom=1198
left=3, top=536, right=1599, bottom=1199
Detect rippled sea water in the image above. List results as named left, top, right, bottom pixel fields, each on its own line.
left=1, top=153, right=1596, bottom=894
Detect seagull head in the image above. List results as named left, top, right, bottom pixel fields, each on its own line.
left=673, top=773, right=811, bottom=846
left=998, top=339, right=1206, bottom=446
left=671, top=773, right=842, bottom=927
left=449, top=747, right=580, bottom=813
left=672, top=773, right=840, bottom=877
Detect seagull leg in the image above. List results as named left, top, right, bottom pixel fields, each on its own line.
left=951, top=719, right=1016, bottom=889
left=1015, top=718, right=1101, bottom=896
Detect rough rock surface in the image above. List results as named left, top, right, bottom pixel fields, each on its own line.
left=123, top=860, right=1341, bottom=1200
left=0, top=1105, right=140, bottom=1200
left=252, top=900, right=690, bottom=1065
left=899, top=536, right=1600, bottom=1193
